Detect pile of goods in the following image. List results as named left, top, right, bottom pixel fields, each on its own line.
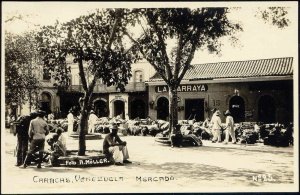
left=47, top=114, right=293, bottom=148
left=261, top=123, right=293, bottom=147
left=235, top=122, right=259, bottom=144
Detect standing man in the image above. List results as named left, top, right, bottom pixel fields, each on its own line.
left=223, top=110, right=236, bottom=144
left=211, top=110, right=222, bottom=143
left=88, top=110, right=98, bottom=133
left=210, top=108, right=217, bottom=140
left=21, top=110, right=49, bottom=169
left=103, top=125, right=132, bottom=166
left=14, top=112, right=37, bottom=166
left=67, top=109, right=74, bottom=135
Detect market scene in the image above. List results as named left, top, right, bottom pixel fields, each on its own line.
left=2, top=2, right=298, bottom=193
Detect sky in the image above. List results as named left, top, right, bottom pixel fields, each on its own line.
left=2, top=1, right=298, bottom=64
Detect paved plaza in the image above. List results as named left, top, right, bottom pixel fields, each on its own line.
left=1, top=128, right=297, bottom=193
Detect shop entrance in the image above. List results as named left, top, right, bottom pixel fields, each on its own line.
left=157, top=97, right=169, bottom=120
left=131, top=99, right=146, bottom=119
left=94, top=100, right=108, bottom=118
left=114, top=100, right=125, bottom=119
left=258, top=95, right=276, bottom=123
left=185, top=99, right=204, bottom=121
left=229, top=96, right=245, bottom=123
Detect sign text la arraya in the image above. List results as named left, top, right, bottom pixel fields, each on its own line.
left=155, top=84, right=208, bottom=93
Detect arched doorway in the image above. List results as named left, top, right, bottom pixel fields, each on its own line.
left=185, top=99, right=204, bottom=121
left=157, top=97, right=169, bottom=120
left=131, top=99, right=146, bottom=119
left=229, top=96, right=245, bottom=123
left=94, top=99, right=108, bottom=118
left=258, top=95, right=276, bottom=123
left=114, top=100, right=125, bottom=118
left=40, top=92, right=52, bottom=114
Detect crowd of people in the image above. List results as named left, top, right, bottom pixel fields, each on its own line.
left=10, top=106, right=293, bottom=168
left=11, top=108, right=132, bottom=168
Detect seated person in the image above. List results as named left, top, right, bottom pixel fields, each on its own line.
left=47, top=129, right=67, bottom=166
left=200, top=117, right=213, bottom=139
left=102, top=124, right=131, bottom=166
left=56, top=127, right=67, bottom=151
left=170, top=124, right=183, bottom=148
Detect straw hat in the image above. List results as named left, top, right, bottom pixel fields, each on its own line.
left=224, top=110, right=231, bottom=116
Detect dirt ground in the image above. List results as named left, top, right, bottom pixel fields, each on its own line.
left=1, top=129, right=297, bottom=193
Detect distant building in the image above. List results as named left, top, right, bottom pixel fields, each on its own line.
left=58, top=60, right=156, bottom=119
left=147, top=57, right=294, bottom=124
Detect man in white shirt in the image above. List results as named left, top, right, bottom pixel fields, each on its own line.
left=21, top=110, right=49, bottom=168
left=224, top=110, right=236, bottom=144
left=88, top=110, right=98, bottom=133
left=67, top=110, right=74, bottom=135
left=211, top=110, right=222, bottom=143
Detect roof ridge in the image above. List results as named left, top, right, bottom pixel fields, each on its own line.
left=149, top=57, right=294, bottom=81
left=192, top=57, right=293, bottom=66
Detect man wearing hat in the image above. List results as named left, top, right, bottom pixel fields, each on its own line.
left=14, top=112, right=37, bottom=166
left=67, top=109, right=74, bottom=135
left=21, top=110, right=49, bottom=168
left=211, top=110, right=222, bottom=143
left=210, top=108, right=217, bottom=138
left=102, top=124, right=131, bottom=166
left=224, top=110, right=236, bottom=144
left=88, top=110, right=98, bottom=133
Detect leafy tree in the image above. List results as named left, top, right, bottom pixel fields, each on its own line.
left=36, top=9, right=139, bottom=155
left=256, top=7, right=290, bottom=28
left=125, top=8, right=242, bottom=136
left=5, top=31, right=41, bottom=115
left=125, top=7, right=290, bottom=141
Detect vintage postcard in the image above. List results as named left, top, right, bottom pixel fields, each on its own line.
left=1, top=1, right=298, bottom=194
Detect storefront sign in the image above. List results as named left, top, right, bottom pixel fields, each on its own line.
left=110, top=95, right=127, bottom=103
left=155, top=84, right=208, bottom=93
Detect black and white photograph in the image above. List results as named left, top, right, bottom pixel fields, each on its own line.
left=1, top=1, right=298, bottom=193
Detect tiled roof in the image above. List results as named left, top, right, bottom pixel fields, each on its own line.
left=149, top=57, right=293, bottom=81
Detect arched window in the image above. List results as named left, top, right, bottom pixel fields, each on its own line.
left=40, top=92, right=52, bottom=114
left=94, top=99, right=108, bottom=118
left=131, top=99, right=146, bottom=119
left=114, top=100, right=125, bottom=118
left=134, top=70, right=143, bottom=82
left=229, top=96, right=245, bottom=123
left=157, top=97, right=169, bottom=120
left=42, top=67, right=51, bottom=80
left=258, top=95, right=276, bottom=123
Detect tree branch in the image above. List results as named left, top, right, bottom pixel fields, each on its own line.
left=106, top=9, right=122, bottom=50
left=174, top=33, right=184, bottom=80
left=178, top=27, right=201, bottom=83
left=146, top=13, right=172, bottom=80
left=78, top=49, right=88, bottom=91
left=124, top=30, right=169, bottom=83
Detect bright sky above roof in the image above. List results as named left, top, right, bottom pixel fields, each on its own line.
left=2, top=1, right=298, bottom=64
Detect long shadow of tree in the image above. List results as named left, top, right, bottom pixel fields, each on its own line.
left=123, top=161, right=294, bottom=187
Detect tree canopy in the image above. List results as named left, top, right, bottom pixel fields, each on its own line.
left=36, top=8, right=139, bottom=155
left=37, top=9, right=139, bottom=93
left=126, top=8, right=242, bottom=86
left=125, top=8, right=243, bottom=133
left=5, top=31, right=41, bottom=110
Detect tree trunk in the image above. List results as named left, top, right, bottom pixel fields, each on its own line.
left=169, top=85, right=179, bottom=135
left=78, top=92, right=92, bottom=156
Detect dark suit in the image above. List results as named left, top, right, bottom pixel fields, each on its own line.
left=15, top=115, right=31, bottom=165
